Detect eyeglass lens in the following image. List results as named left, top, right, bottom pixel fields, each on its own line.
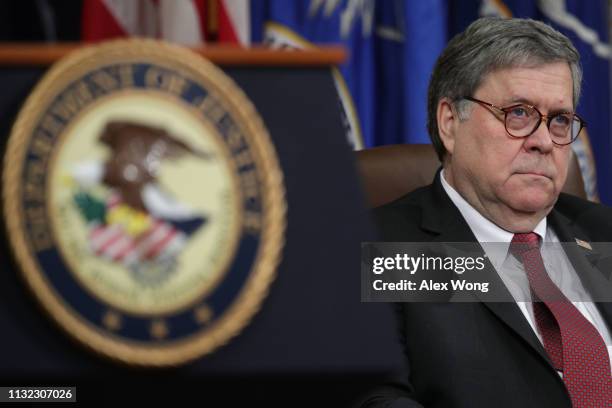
left=505, top=105, right=580, bottom=143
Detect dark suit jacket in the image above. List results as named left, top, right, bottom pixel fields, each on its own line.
left=361, top=174, right=612, bottom=408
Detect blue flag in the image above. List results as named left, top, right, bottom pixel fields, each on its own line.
left=253, top=0, right=447, bottom=148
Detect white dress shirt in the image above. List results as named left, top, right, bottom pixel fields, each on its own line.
left=439, top=170, right=612, bottom=373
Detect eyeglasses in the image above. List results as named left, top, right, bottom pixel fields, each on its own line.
left=461, top=96, right=586, bottom=145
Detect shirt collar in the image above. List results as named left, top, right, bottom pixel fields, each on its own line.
left=439, top=169, right=547, bottom=269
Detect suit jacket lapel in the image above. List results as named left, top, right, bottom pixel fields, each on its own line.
left=418, top=173, right=553, bottom=367
left=548, top=209, right=612, bottom=327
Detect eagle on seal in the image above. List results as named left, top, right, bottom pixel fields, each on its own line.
left=70, top=120, right=212, bottom=282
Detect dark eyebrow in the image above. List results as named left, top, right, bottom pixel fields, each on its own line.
left=503, top=97, right=573, bottom=114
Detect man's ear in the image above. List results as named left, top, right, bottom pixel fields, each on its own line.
left=437, top=98, right=457, bottom=155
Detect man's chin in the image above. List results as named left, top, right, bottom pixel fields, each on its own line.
left=489, top=194, right=557, bottom=232
left=507, top=194, right=556, bottom=214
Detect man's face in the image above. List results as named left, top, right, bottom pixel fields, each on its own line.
left=443, top=62, right=573, bottom=232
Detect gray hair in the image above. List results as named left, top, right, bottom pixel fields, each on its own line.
left=427, top=17, right=582, bottom=161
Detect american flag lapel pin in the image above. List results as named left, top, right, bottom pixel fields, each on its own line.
left=575, top=238, right=593, bottom=250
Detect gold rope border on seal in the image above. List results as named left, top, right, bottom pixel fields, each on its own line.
left=2, top=39, right=287, bottom=367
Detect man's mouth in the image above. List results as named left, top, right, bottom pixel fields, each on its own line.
left=515, top=171, right=553, bottom=179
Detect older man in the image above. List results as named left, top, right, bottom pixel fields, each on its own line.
left=366, top=17, right=612, bottom=407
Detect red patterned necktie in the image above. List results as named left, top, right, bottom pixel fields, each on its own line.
left=510, top=232, right=612, bottom=407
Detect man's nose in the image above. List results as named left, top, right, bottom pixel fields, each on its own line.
left=523, top=119, right=554, bottom=153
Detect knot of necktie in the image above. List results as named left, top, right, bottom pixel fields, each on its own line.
left=509, top=232, right=541, bottom=258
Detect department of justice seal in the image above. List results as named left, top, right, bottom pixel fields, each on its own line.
left=2, top=39, right=286, bottom=366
